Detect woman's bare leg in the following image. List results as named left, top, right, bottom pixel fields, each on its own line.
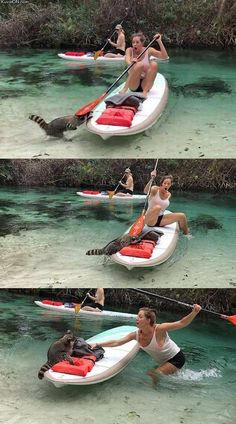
left=160, top=212, right=190, bottom=234
left=120, top=62, right=146, bottom=93
left=141, top=62, right=158, bottom=97
left=81, top=306, right=102, bottom=312
left=147, top=362, right=178, bottom=387
left=144, top=205, right=162, bottom=226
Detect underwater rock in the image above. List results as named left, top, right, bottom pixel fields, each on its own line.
left=172, top=77, right=232, bottom=98
left=189, top=214, right=223, bottom=232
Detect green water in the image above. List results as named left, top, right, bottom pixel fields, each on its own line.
left=0, top=292, right=235, bottom=424
left=0, top=48, right=235, bottom=158
left=0, top=187, right=235, bottom=288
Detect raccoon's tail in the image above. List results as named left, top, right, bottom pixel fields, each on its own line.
left=38, top=362, right=51, bottom=379
left=86, top=249, right=104, bottom=255
left=29, top=115, right=48, bottom=130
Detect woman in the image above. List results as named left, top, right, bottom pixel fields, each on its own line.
left=120, top=32, right=169, bottom=97
left=81, top=288, right=105, bottom=312
left=91, top=305, right=202, bottom=386
left=115, top=168, right=134, bottom=196
left=104, top=24, right=126, bottom=57
left=144, top=170, right=190, bottom=235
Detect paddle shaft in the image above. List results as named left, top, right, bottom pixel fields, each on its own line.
left=142, top=158, right=158, bottom=213
left=131, top=288, right=225, bottom=318
left=113, top=172, right=126, bottom=193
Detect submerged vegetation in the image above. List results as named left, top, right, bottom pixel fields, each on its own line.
left=0, top=0, right=235, bottom=49
left=0, top=159, right=235, bottom=193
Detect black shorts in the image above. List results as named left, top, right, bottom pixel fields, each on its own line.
left=148, top=214, right=164, bottom=227
left=120, top=188, right=133, bottom=195
left=131, top=79, right=143, bottom=93
left=107, top=48, right=125, bottom=56
left=168, top=350, right=185, bottom=369
left=85, top=303, right=104, bottom=311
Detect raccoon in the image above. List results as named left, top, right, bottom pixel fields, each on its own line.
left=86, top=234, right=141, bottom=256
left=29, top=113, right=91, bottom=137
left=38, top=330, right=75, bottom=379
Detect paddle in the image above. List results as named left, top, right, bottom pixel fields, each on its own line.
left=75, top=290, right=92, bottom=314
left=75, top=36, right=159, bottom=117
left=130, top=288, right=236, bottom=326
left=108, top=172, right=126, bottom=199
left=129, top=159, right=158, bottom=236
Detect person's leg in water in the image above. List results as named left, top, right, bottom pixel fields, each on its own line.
left=147, top=362, right=178, bottom=387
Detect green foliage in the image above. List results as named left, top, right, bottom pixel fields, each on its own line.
left=0, top=0, right=235, bottom=48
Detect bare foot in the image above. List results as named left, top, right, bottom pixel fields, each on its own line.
left=147, top=368, right=159, bottom=388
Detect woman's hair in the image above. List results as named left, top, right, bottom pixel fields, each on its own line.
left=139, top=307, right=156, bottom=325
left=131, top=32, right=146, bottom=43
left=160, top=175, right=174, bottom=185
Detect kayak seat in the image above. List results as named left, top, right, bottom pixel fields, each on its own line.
left=65, top=51, right=85, bottom=56
left=42, top=300, right=63, bottom=306
left=82, top=190, right=100, bottom=195
left=96, top=106, right=137, bottom=127
left=52, top=355, right=97, bottom=377
left=119, top=240, right=156, bottom=258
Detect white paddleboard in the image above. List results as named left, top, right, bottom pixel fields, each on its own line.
left=76, top=191, right=146, bottom=202
left=112, top=211, right=179, bottom=269
left=44, top=325, right=138, bottom=387
left=58, top=53, right=124, bottom=64
left=58, top=53, right=169, bottom=65
left=35, top=301, right=136, bottom=319
left=86, top=73, right=168, bottom=140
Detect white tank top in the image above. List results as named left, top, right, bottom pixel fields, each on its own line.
left=147, top=190, right=170, bottom=215
left=129, top=48, right=150, bottom=77
left=136, top=327, right=180, bottom=365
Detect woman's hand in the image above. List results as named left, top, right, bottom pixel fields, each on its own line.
left=154, top=33, right=161, bottom=41
left=192, top=304, right=202, bottom=314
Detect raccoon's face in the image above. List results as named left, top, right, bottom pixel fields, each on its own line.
left=62, top=330, right=75, bottom=344
left=77, top=112, right=92, bottom=126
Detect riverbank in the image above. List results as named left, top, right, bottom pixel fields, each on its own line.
left=0, top=1, right=235, bottom=49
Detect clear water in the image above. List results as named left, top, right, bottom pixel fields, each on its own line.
left=0, top=187, right=235, bottom=288
left=0, top=292, right=235, bottom=424
left=0, top=48, right=235, bottom=159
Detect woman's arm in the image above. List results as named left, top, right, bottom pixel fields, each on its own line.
left=91, top=332, right=136, bottom=348
left=158, top=305, right=202, bottom=332
left=124, top=47, right=133, bottom=66
left=149, top=34, right=169, bottom=60
left=144, top=169, right=158, bottom=194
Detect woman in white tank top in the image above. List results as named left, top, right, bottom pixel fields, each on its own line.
left=120, top=32, right=169, bottom=97
left=91, top=305, right=201, bottom=386
left=144, top=169, right=190, bottom=235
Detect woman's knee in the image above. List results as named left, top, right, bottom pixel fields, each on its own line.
left=149, top=61, right=158, bottom=72
left=178, top=212, right=187, bottom=223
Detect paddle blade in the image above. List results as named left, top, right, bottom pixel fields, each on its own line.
left=129, top=212, right=145, bottom=236
left=75, top=93, right=106, bottom=117
left=221, top=315, right=236, bottom=326
left=94, top=50, right=101, bottom=60
left=75, top=304, right=81, bottom=314
left=108, top=191, right=115, bottom=199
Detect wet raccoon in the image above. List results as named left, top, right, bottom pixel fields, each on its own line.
left=29, top=113, right=91, bottom=137
left=38, top=331, right=75, bottom=379
left=86, top=234, right=141, bottom=256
